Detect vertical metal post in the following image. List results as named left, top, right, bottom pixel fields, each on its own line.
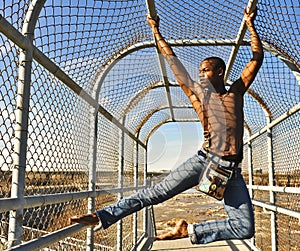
left=117, top=118, right=126, bottom=251
left=8, top=33, right=33, bottom=249
left=143, top=144, right=148, bottom=236
left=247, top=141, right=254, bottom=199
left=132, top=140, right=139, bottom=250
left=247, top=141, right=256, bottom=247
left=86, top=106, right=98, bottom=251
left=8, top=0, right=46, bottom=247
left=267, top=115, right=277, bottom=251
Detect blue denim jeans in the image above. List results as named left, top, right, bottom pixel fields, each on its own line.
left=96, top=152, right=254, bottom=244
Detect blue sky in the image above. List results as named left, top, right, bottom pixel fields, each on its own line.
left=147, top=122, right=203, bottom=172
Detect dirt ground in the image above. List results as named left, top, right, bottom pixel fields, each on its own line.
left=152, top=189, right=228, bottom=236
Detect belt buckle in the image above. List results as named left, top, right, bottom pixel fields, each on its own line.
left=212, top=156, right=220, bottom=164
left=220, top=159, right=230, bottom=168
left=201, top=150, right=236, bottom=169
left=212, top=155, right=233, bottom=169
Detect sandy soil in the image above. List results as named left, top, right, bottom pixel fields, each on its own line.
left=153, top=189, right=228, bottom=235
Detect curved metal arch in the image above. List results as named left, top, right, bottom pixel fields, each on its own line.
left=262, top=41, right=300, bottom=84
left=244, top=121, right=252, bottom=138
left=133, top=82, right=271, bottom=139
left=92, top=41, right=156, bottom=100
left=143, top=119, right=172, bottom=146
left=134, top=105, right=194, bottom=136
left=247, top=88, right=273, bottom=119
left=120, top=82, right=183, bottom=123
left=121, top=82, right=191, bottom=135
left=92, top=37, right=299, bottom=107
left=90, top=26, right=300, bottom=150
left=128, top=84, right=271, bottom=146
left=92, top=40, right=248, bottom=101
left=142, top=110, right=254, bottom=146
left=118, top=81, right=163, bottom=120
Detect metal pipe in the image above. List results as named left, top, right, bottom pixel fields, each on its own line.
left=9, top=223, right=88, bottom=251
left=7, top=19, right=33, bottom=249
left=8, top=0, right=46, bottom=247
left=244, top=240, right=261, bottom=251
left=266, top=116, right=277, bottom=251
left=132, top=141, right=139, bottom=250
left=247, top=185, right=300, bottom=194
left=252, top=200, right=300, bottom=220
left=130, top=232, right=147, bottom=251
left=117, top=118, right=126, bottom=251
left=244, top=102, right=300, bottom=144
left=262, top=41, right=300, bottom=85
left=224, top=0, right=258, bottom=82
left=0, top=186, right=147, bottom=213
left=143, top=140, right=149, bottom=238
left=86, top=106, right=98, bottom=250
left=146, top=0, right=175, bottom=121
left=247, top=142, right=254, bottom=199
left=167, top=39, right=248, bottom=46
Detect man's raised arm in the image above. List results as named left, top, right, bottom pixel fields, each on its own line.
left=146, top=15, right=199, bottom=99
left=233, top=8, right=264, bottom=94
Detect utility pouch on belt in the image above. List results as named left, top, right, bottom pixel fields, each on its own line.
left=196, top=161, right=233, bottom=200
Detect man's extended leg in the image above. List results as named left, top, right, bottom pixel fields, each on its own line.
left=189, top=169, right=254, bottom=244
left=70, top=154, right=206, bottom=229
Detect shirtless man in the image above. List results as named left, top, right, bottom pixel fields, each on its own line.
left=70, top=7, right=263, bottom=245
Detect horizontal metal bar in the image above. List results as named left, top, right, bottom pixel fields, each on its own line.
left=0, top=186, right=146, bottom=213
left=10, top=223, right=88, bottom=251
left=0, top=15, right=31, bottom=50
left=247, top=185, right=300, bottom=194
left=131, top=232, right=147, bottom=251
left=99, top=40, right=250, bottom=68
left=252, top=200, right=300, bottom=220
left=243, top=239, right=261, bottom=251
left=245, top=102, right=300, bottom=143
left=169, top=39, right=249, bottom=47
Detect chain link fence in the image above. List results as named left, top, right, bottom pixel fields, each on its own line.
left=1, top=0, right=299, bottom=250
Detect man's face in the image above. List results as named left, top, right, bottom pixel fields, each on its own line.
left=199, top=60, right=223, bottom=89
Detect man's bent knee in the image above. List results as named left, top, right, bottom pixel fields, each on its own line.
left=235, top=222, right=254, bottom=239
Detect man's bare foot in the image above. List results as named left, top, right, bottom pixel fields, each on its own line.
left=154, top=219, right=188, bottom=241
left=69, top=213, right=100, bottom=226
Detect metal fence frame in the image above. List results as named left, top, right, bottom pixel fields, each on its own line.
left=0, top=0, right=152, bottom=250
left=0, top=0, right=300, bottom=250
left=243, top=101, right=300, bottom=251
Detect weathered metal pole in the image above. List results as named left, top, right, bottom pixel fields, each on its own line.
left=266, top=115, right=277, bottom=251
left=132, top=140, right=139, bottom=250
left=86, top=104, right=98, bottom=250
left=7, top=0, right=46, bottom=247
left=117, top=118, right=126, bottom=250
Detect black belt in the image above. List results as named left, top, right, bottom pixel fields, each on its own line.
left=197, top=149, right=238, bottom=170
